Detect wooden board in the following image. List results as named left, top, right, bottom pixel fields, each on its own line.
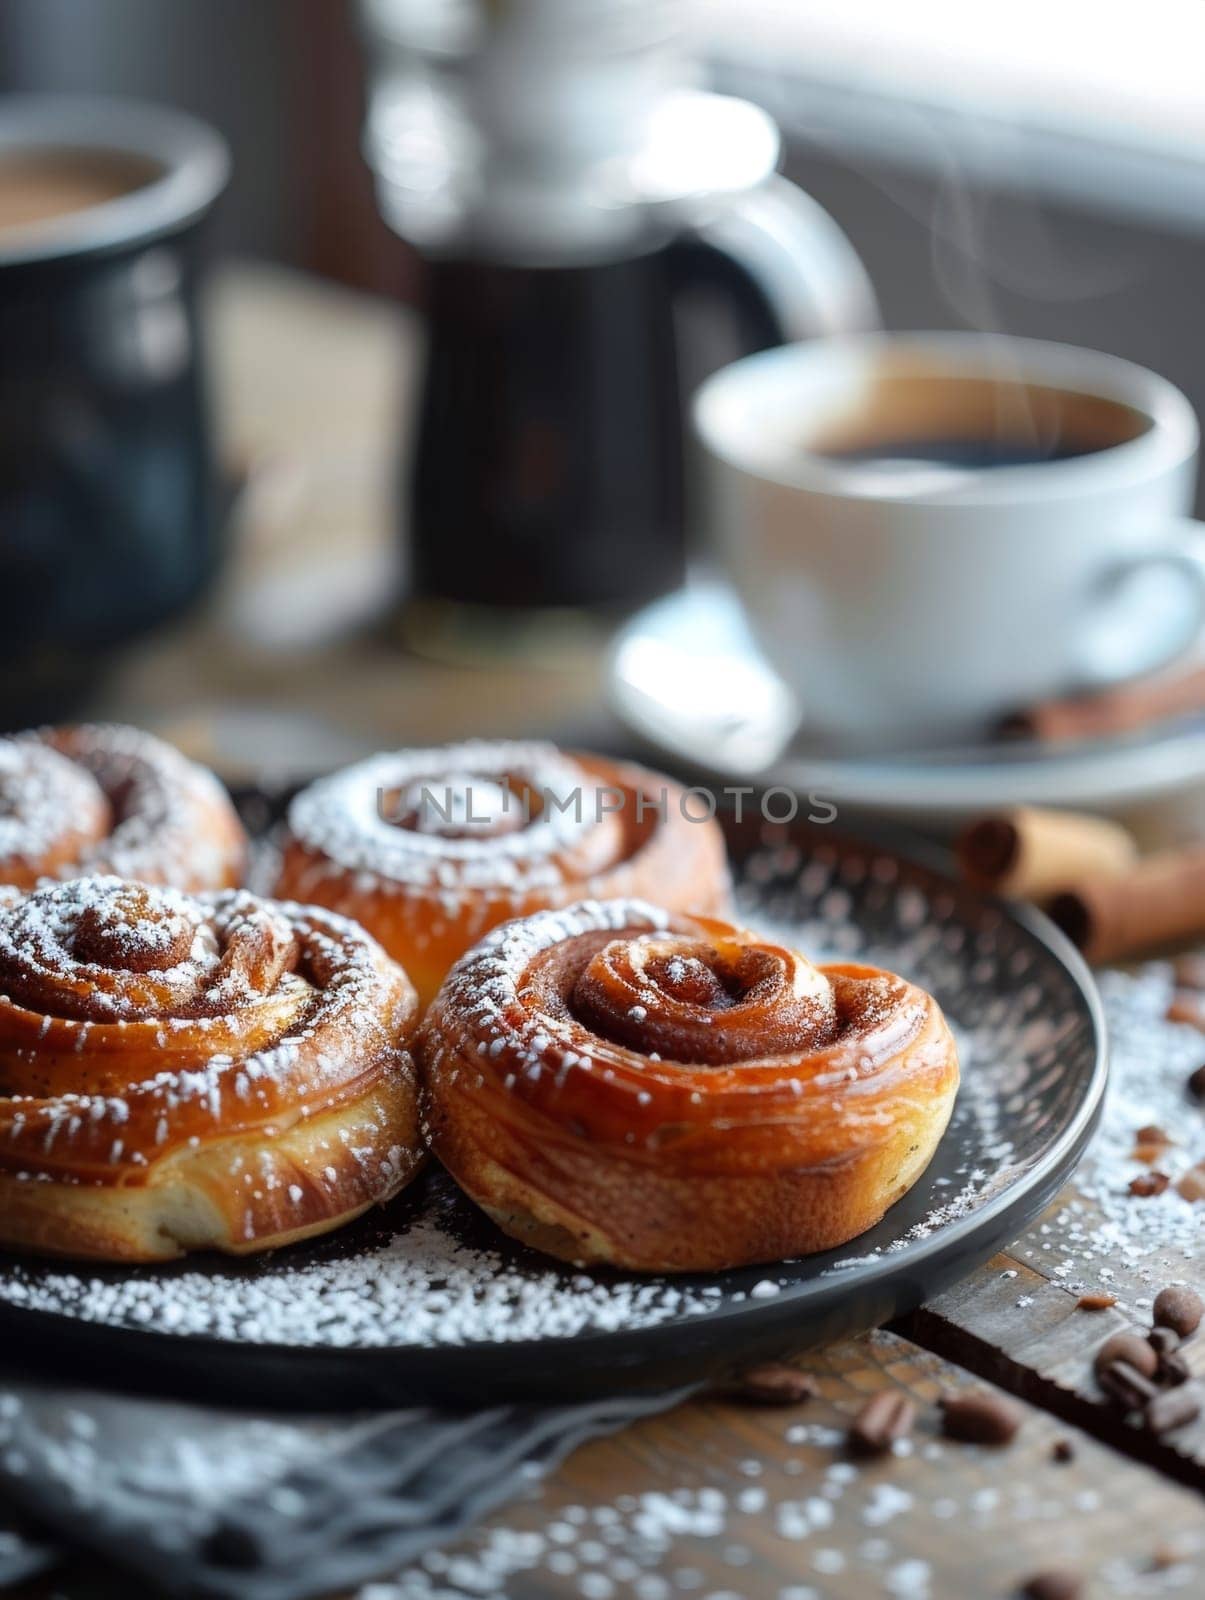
left=910, top=1235, right=1205, bottom=1488
left=909, top=958, right=1205, bottom=1489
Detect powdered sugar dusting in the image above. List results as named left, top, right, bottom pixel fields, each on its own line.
left=0, top=740, right=105, bottom=873
left=429, top=896, right=671, bottom=1071
left=285, top=742, right=602, bottom=894
left=0, top=724, right=245, bottom=892
left=989, top=962, right=1205, bottom=1307
left=0, top=877, right=225, bottom=1020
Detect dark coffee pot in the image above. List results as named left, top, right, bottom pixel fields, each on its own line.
left=361, top=1, right=878, bottom=630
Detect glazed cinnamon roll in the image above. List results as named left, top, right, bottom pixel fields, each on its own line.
left=0, top=723, right=246, bottom=892
left=420, top=901, right=959, bottom=1271
left=0, top=876, right=422, bottom=1260
left=274, top=743, right=730, bottom=1007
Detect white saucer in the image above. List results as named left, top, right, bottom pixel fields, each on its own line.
left=608, top=580, right=1205, bottom=821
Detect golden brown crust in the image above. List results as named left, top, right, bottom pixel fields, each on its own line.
left=0, top=723, right=247, bottom=892
left=273, top=742, right=730, bottom=1007
left=0, top=877, right=423, bottom=1261
left=419, top=900, right=959, bottom=1272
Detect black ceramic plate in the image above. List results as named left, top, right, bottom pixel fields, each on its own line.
left=0, top=815, right=1105, bottom=1409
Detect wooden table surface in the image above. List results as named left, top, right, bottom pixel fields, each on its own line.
left=23, top=266, right=1199, bottom=1599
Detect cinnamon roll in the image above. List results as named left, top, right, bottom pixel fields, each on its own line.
left=0, top=723, right=246, bottom=892
left=0, top=876, right=422, bottom=1260
left=420, top=900, right=959, bottom=1271
left=274, top=743, right=730, bottom=1007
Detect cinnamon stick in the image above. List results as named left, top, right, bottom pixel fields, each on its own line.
left=956, top=807, right=1138, bottom=900
left=1001, top=664, right=1205, bottom=744
left=1049, top=845, right=1205, bottom=963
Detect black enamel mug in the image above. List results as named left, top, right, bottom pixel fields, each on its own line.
left=0, top=97, right=229, bottom=726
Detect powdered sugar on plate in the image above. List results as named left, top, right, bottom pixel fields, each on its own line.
left=994, top=962, right=1204, bottom=1304
left=0, top=1171, right=742, bottom=1347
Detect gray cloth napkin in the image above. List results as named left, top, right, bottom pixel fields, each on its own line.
left=0, top=1376, right=691, bottom=1599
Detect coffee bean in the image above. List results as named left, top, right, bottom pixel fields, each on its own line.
left=939, top=1390, right=1022, bottom=1445
left=1159, top=1350, right=1191, bottom=1387
left=1188, top=1062, right=1205, bottom=1102
left=1098, top=1359, right=1159, bottom=1410
left=1075, top=1292, right=1116, bottom=1311
left=1145, top=1384, right=1201, bottom=1435
left=724, top=1363, right=818, bottom=1405
left=1128, top=1170, right=1170, bottom=1197
left=1020, top=1570, right=1082, bottom=1600
left=848, top=1390, right=916, bottom=1457
left=1166, top=994, right=1205, bottom=1029
left=1094, top=1331, right=1158, bottom=1381
left=1153, top=1285, right=1203, bottom=1338
left=1135, top=1123, right=1171, bottom=1145
left=1133, top=1141, right=1170, bottom=1165
left=1051, top=1437, right=1075, bottom=1463
left=1150, top=1541, right=1189, bottom=1570
left=1133, top=1122, right=1173, bottom=1165
left=1173, top=953, right=1205, bottom=990
left=1147, top=1326, right=1189, bottom=1385
left=1176, top=1163, right=1205, bottom=1202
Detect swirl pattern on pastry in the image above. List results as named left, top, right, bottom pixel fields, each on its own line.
left=0, top=723, right=246, bottom=892
left=274, top=742, right=730, bottom=1006
left=419, top=900, right=959, bottom=1271
left=0, top=877, right=422, bottom=1260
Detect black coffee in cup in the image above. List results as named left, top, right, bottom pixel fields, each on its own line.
left=808, top=372, right=1150, bottom=479
left=819, top=435, right=1107, bottom=471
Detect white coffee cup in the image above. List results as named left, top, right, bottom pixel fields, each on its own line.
left=693, top=333, right=1205, bottom=745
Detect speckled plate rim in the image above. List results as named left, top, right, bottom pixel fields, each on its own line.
left=0, top=826, right=1108, bottom=1410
